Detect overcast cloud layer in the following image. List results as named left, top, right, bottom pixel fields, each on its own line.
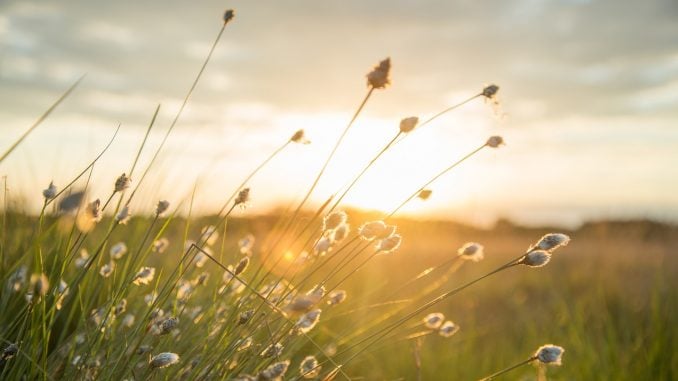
left=1, top=0, right=677, bottom=227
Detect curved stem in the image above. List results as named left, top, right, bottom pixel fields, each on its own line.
left=297, top=87, right=375, bottom=212
left=44, top=125, right=120, bottom=207
left=387, top=143, right=487, bottom=219
left=392, top=93, right=481, bottom=148
left=264, top=87, right=375, bottom=258
left=297, top=258, right=521, bottom=380
left=330, top=130, right=401, bottom=211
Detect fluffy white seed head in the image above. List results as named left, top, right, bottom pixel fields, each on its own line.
left=300, top=355, right=321, bottom=379
left=259, top=360, right=290, bottom=380
left=535, top=233, right=571, bottom=252
left=482, top=84, right=500, bottom=99
left=535, top=344, right=564, bottom=365
left=333, top=223, right=350, bottom=242
left=238, top=309, right=255, bottom=325
left=152, top=238, right=169, bottom=253
left=76, top=199, right=102, bottom=232
left=110, top=242, right=128, bottom=260
left=200, top=225, right=219, bottom=246
left=58, top=190, right=85, bottom=213
left=328, top=290, right=347, bottom=305
left=238, top=234, right=255, bottom=254
left=323, top=211, right=347, bottom=231
left=132, top=267, right=156, bottom=285
left=521, top=250, right=551, bottom=267
left=43, top=181, right=57, bottom=200
left=377, top=234, right=402, bottom=253
left=115, top=206, right=131, bottom=224
left=399, top=116, right=419, bottom=133
left=99, top=262, right=115, bottom=278
left=307, top=284, right=326, bottom=300
left=234, top=257, right=250, bottom=275
left=418, top=189, right=432, bottom=200
left=235, top=337, right=253, bottom=352
left=55, top=279, right=67, bottom=295
left=157, top=316, right=179, bottom=335
left=366, top=58, right=391, bottom=89
left=457, top=242, right=485, bottom=262
left=75, top=249, right=90, bottom=268
left=144, top=292, right=157, bottom=306
left=88, top=199, right=102, bottom=221
left=234, top=188, right=250, bottom=206
left=223, top=9, right=235, bottom=24
left=486, top=136, right=504, bottom=148
left=423, top=312, right=445, bottom=329
left=290, top=129, right=310, bottom=144
left=192, top=271, right=210, bottom=286
left=314, top=237, right=332, bottom=255
left=359, top=221, right=395, bottom=241
left=114, top=299, right=127, bottom=315
left=121, top=314, right=135, bottom=328
left=8, top=266, right=27, bottom=292
left=176, top=281, right=193, bottom=302
left=438, top=320, right=460, bottom=338
left=149, top=352, right=179, bottom=369
left=53, top=279, right=68, bottom=309
left=156, top=200, right=170, bottom=216
left=114, top=173, right=131, bottom=192
left=2, top=343, right=18, bottom=361
left=296, top=309, right=322, bottom=333
left=260, top=343, right=284, bottom=358
left=286, top=296, right=316, bottom=314
left=30, top=273, right=49, bottom=297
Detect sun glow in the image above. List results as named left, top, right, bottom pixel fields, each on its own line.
left=268, top=110, right=493, bottom=216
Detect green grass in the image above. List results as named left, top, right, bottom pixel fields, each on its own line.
left=0, top=8, right=675, bottom=380
left=0, top=210, right=675, bottom=380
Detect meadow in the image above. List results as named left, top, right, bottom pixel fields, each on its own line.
left=1, top=7, right=677, bottom=381
left=1, top=209, right=675, bottom=380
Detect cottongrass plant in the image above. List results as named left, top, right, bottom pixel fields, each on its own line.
left=478, top=344, right=565, bottom=380
left=0, top=8, right=576, bottom=381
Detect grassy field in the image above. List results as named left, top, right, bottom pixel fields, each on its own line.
left=1, top=7, right=676, bottom=380
left=1, top=208, right=675, bottom=380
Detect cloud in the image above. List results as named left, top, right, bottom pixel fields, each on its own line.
left=1, top=0, right=677, bottom=223
left=78, top=20, right=140, bottom=48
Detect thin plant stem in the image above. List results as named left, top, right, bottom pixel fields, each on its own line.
left=128, top=105, right=159, bottom=179
left=190, top=245, right=351, bottom=380
left=235, top=86, right=381, bottom=339
left=261, top=142, right=494, bottom=355
left=262, top=87, right=375, bottom=264
left=283, top=141, right=490, bottom=307
left=0, top=75, right=85, bottom=164
left=119, top=20, right=230, bottom=213
left=296, top=256, right=524, bottom=380
left=294, top=87, right=374, bottom=214
left=330, top=130, right=401, bottom=212
left=391, top=93, right=482, bottom=148
left=478, top=357, right=537, bottom=381
left=387, top=143, right=488, bottom=218
left=44, top=125, right=120, bottom=208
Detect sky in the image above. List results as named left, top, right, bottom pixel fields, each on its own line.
left=1, top=0, right=677, bottom=227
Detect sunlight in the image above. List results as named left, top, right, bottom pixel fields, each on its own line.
left=261, top=111, right=491, bottom=216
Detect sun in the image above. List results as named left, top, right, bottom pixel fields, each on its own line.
left=283, top=113, right=481, bottom=215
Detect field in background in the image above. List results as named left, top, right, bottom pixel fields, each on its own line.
left=341, top=217, right=677, bottom=379
left=3, top=209, right=673, bottom=379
